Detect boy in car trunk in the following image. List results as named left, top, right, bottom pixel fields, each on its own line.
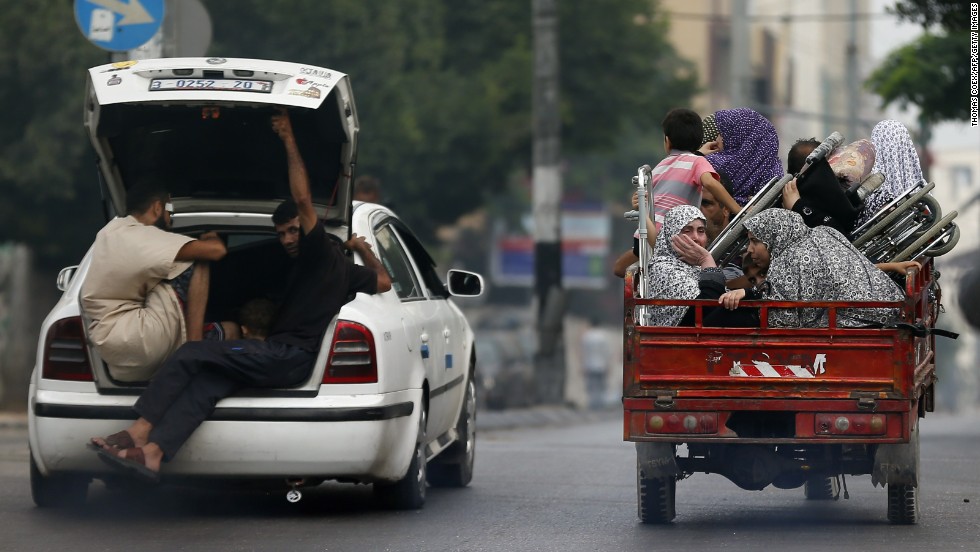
left=89, top=109, right=392, bottom=480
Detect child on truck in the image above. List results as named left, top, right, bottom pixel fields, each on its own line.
left=636, top=108, right=742, bottom=249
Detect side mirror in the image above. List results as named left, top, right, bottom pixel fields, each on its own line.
left=56, top=265, right=78, bottom=292
left=447, top=269, right=484, bottom=297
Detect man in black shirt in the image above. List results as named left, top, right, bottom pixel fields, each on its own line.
left=89, top=110, right=392, bottom=480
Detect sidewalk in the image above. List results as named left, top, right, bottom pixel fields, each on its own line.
left=0, top=405, right=620, bottom=431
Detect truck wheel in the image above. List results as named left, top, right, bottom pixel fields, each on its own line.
left=30, top=453, right=89, bottom=508
left=804, top=476, right=840, bottom=500
left=375, top=405, right=427, bottom=510
left=429, top=375, right=476, bottom=488
left=887, top=483, right=918, bottom=524
left=637, top=458, right=676, bottom=524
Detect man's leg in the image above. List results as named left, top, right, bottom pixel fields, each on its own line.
left=146, top=340, right=314, bottom=463
left=185, top=261, right=210, bottom=341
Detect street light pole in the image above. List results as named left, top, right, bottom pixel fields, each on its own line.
left=532, top=0, right=565, bottom=404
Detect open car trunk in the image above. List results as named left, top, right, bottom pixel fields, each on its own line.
left=84, top=57, right=358, bottom=225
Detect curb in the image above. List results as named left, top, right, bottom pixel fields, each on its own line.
left=0, top=411, right=28, bottom=430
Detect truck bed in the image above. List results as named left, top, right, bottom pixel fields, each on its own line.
left=622, top=266, right=937, bottom=445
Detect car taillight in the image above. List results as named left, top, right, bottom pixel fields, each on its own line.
left=323, top=320, right=377, bottom=384
left=41, top=317, right=93, bottom=381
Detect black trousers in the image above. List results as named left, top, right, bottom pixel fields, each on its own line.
left=133, top=339, right=315, bottom=460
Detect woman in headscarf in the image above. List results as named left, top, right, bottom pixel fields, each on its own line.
left=645, top=205, right=726, bottom=326
left=706, top=108, right=784, bottom=205
left=714, top=208, right=905, bottom=328
left=855, top=120, right=925, bottom=227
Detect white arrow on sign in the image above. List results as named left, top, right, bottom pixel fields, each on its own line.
left=89, top=0, right=154, bottom=26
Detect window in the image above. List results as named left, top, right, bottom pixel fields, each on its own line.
left=391, top=221, right=449, bottom=299
left=374, top=225, right=422, bottom=300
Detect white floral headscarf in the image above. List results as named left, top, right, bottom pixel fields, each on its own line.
left=744, top=208, right=904, bottom=328
left=856, top=120, right=925, bottom=227
left=645, top=205, right=705, bottom=326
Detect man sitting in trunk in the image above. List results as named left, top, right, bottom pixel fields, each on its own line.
left=89, top=109, right=392, bottom=481
left=80, top=179, right=230, bottom=382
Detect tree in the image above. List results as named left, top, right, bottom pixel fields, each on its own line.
left=865, top=0, right=971, bottom=125
left=206, top=0, right=695, bottom=238
left=0, top=1, right=106, bottom=267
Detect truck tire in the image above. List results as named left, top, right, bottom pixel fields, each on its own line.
left=30, top=453, right=89, bottom=508
left=887, top=483, right=918, bottom=524
left=375, top=405, right=427, bottom=510
left=637, top=458, right=676, bottom=524
left=804, top=476, right=840, bottom=500
left=429, top=375, right=476, bottom=488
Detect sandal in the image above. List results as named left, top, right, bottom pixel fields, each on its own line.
left=97, top=447, right=160, bottom=484
left=87, top=430, right=136, bottom=452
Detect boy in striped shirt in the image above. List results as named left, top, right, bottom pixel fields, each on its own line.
left=637, top=108, right=741, bottom=249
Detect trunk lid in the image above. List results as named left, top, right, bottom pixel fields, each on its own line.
left=84, top=57, right=358, bottom=224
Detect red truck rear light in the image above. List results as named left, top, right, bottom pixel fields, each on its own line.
left=815, top=413, right=886, bottom=435
left=323, top=320, right=378, bottom=384
left=647, top=412, right=718, bottom=434
left=41, top=317, right=93, bottom=382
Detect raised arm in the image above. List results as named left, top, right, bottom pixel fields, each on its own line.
left=271, top=109, right=317, bottom=235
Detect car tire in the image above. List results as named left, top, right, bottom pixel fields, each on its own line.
left=30, top=452, right=89, bottom=508
left=374, top=404, right=427, bottom=510
left=429, top=374, right=476, bottom=488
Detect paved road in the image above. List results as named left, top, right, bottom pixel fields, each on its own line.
left=1, top=411, right=978, bottom=551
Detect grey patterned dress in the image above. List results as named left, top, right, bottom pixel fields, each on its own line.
left=744, top=208, right=905, bottom=328
left=646, top=205, right=708, bottom=327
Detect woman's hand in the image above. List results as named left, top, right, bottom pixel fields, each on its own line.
left=782, top=178, right=801, bottom=209
left=671, top=234, right=715, bottom=268
left=718, top=288, right=746, bottom=310
left=877, top=260, right=922, bottom=275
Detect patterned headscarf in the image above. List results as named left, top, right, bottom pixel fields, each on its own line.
left=744, top=208, right=904, bottom=328
left=707, top=108, right=784, bottom=205
left=856, top=120, right=925, bottom=227
left=701, top=113, right=719, bottom=146
left=646, top=205, right=705, bottom=326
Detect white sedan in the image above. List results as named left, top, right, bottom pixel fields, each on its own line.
left=28, top=57, right=484, bottom=510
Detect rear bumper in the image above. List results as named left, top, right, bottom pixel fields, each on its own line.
left=29, top=387, right=420, bottom=482
left=624, top=397, right=914, bottom=444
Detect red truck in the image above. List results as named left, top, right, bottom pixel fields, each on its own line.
left=622, top=261, right=944, bottom=524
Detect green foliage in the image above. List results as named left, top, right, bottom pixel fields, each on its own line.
left=865, top=32, right=971, bottom=124
left=867, top=0, right=971, bottom=125
left=888, top=0, right=970, bottom=32
left=1, top=0, right=695, bottom=266
left=0, top=1, right=106, bottom=267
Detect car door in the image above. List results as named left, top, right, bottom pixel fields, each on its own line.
left=388, top=221, right=465, bottom=437
left=370, top=221, right=445, bottom=417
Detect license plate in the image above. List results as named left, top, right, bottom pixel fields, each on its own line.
left=149, top=78, right=273, bottom=93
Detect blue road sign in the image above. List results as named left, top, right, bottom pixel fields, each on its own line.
left=74, top=0, right=165, bottom=52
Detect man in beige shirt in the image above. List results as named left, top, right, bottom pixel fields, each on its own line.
left=81, top=179, right=228, bottom=382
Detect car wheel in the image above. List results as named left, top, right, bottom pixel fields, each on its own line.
left=637, top=455, right=676, bottom=524
left=429, top=374, right=476, bottom=488
left=30, top=452, right=89, bottom=508
left=374, top=404, right=427, bottom=510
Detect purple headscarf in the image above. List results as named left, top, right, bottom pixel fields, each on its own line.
left=707, top=108, right=784, bottom=205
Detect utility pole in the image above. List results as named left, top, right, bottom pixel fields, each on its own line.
left=531, top=0, right=565, bottom=404
left=730, top=0, right=750, bottom=107
left=846, top=0, right=859, bottom=141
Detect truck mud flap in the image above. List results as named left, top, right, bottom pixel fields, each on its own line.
left=872, top=423, right=919, bottom=487
left=636, top=442, right=680, bottom=478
